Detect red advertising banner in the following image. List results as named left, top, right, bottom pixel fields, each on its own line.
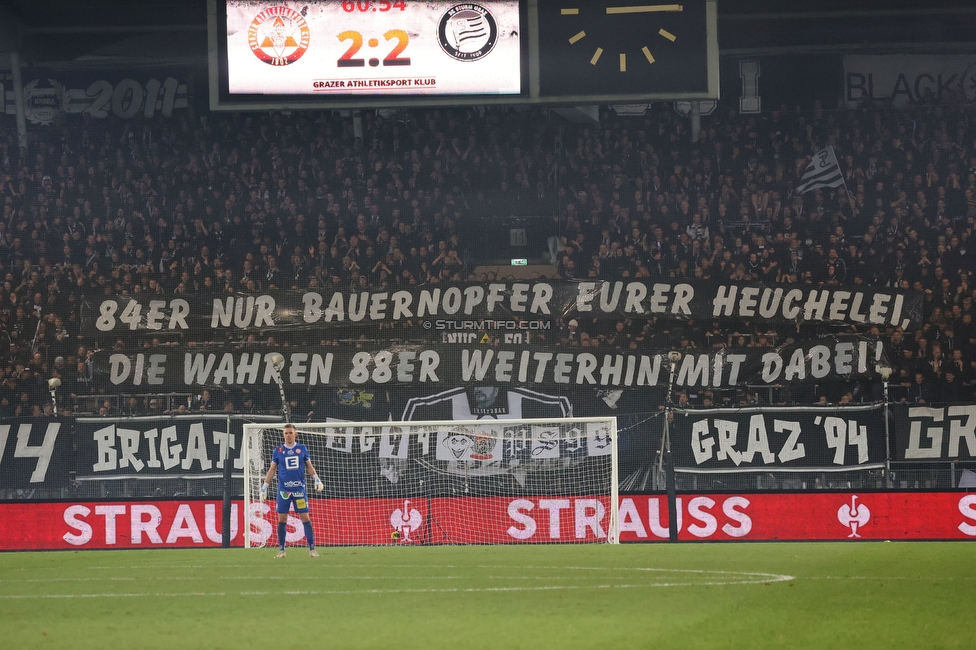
left=0, top=501, right=243, bottom=550
left=248, top=497, right=611, bottom=546
left=616, top=492, right=976, bottom=542
left=1, top=493, right=975, bottom=550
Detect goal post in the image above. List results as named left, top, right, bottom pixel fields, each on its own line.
left=243, top=417, right=618, bottom=546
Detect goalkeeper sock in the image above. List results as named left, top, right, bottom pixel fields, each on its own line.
left=303, top=520, right=315, bottom=550
left=277, top=522, right=286, bottom=551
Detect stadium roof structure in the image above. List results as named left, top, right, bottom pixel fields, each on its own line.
left=1, top=0, right=975, bottom=68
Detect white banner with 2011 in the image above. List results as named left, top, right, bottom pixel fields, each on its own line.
left=0, top=75, right=189, bottom=124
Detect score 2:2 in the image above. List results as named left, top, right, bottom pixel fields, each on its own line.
left=337, top=30, right=411, bottom=68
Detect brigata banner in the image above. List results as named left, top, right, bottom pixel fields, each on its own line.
left=2, top=492, right=976, bottom=549
left=892, top=404, right=976, bottom=461
left=0, top=418, right=73, bottom=489
left=670, top=405, right=886, bottom=471
left=94, top=335, right=887, bottom=391
left=81, top=281, right=923, bottom=335
left=73, top=416, right=251, bottom=479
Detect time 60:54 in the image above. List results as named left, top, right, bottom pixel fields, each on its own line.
left=342, top=0, right=407, bottom=12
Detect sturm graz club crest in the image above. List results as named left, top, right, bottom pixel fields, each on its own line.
left=23, top=79, right=66, bottom=125
left=438, top=3, right=498, bottom=62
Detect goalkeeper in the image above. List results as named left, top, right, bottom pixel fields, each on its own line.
left=261, top=423, right=324, bottom=558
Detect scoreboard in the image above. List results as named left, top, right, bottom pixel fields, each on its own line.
left=208, top=0, right=718, bottom=110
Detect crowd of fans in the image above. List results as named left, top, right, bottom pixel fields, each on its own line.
left=2, top=95, right=976, bottom=415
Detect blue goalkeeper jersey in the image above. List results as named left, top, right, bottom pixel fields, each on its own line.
left=273, top=443, right=310, bottom=492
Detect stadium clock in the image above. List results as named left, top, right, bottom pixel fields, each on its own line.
left=537, top=0, right=714, bottom=99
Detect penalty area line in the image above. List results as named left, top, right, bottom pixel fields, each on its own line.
left=0, top=577, right=795, bottom=600
left=0, top=575, right=466, bottom=584
left=802, top=575, right=976, bottom=581
left=0, top=592, right=226, bottom=599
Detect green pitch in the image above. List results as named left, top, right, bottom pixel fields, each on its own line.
left=1, top=543, right=972, bottom=649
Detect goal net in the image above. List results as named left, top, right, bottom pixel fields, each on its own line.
left=243, top=417, right=618, bottom=546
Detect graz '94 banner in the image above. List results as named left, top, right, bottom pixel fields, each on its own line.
left=670, top=405, right=887, bottom=471
left=94, top=335, right=887, bottom=391
left=82, top=281, right=923, bottom=335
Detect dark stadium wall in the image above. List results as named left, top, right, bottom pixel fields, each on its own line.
left=720, top=54, right=845, bottom=108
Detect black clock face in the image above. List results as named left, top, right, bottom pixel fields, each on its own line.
left=538, top=0, right=710, bottom=98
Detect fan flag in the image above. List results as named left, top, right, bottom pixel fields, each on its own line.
left=797, top=146, right=845, bottom=193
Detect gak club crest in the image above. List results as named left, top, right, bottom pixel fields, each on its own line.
left=248, top=5, right=310, bottom=66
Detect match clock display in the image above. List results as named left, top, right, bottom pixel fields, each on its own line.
left=224, top=0, right=522, bottom=96
left=537, top=0, right=711, bottom=99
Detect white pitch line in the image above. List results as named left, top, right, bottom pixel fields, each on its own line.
left=805, top=576, right=908, bottom=580
left=82, top=563, right=464, bottom=570
left=0, top=577, right=137, bottom=583
left=73, top=563, right=792, bottom=583
left=0, top=575, right=465, bottom=583
left=802, top=576, right=976, bottom=581
left=84, top=565, right=254, bottom=570
left=479, top=565, right=791, bottom=581
left=0, top=582, right=782, bottom=600
left=0, top=592, right=226, bottom=599
left=0, top=574, right=795, bottom=599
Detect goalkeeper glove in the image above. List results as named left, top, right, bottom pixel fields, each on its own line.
left=314, top=477, right=324, bottom=492
left=260, top=482, right=269, bottom=498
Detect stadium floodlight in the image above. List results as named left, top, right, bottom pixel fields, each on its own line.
left=242, top=418, right=619, bottom=547
left=47, top=377, right=61, bottom=414
left=270, top=352, right=285, bottom=373
left=664, top=351, right=682, bottom=542
left=879, top=366, right=892, bottom=487
left=268, top=353, right=290, bottom=422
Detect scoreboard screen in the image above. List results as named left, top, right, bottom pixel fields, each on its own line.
left=222, top=0, right=522, bottom=97
left=209, top=0, right=718, bottom=109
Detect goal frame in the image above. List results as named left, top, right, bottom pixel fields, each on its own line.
left=242, top=417, right=619, bottom=546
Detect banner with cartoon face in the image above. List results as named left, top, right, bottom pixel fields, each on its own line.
left=436, top=426, right=505, bottom=462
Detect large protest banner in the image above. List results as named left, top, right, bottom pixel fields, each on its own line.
left=94, top=335, right=887, bottom=391
left=82, top=281, right=924, bottom=335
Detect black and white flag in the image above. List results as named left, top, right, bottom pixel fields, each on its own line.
left=798, top=146, right=844, bottom=194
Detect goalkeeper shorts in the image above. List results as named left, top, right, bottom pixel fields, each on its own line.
left=276, top=490, right=309, bottom=514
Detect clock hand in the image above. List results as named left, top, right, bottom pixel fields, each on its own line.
left=606, top=4, right=683, bottom=14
